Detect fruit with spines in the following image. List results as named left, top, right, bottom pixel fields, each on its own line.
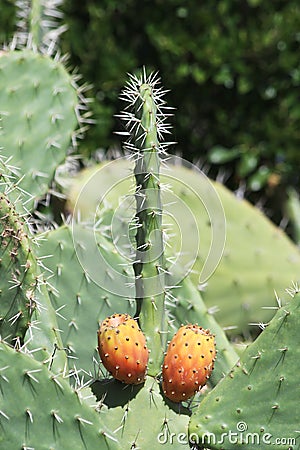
left=166, top=273, right=238, bottom=386
left=98, top=313, right=149, bottom=384
left=162, top=324, right=216, bottom=403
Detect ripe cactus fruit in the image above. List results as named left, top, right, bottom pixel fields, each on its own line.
left=162, top=324, right=216, bottom=403
left=98, top=313, right=149, bottom=384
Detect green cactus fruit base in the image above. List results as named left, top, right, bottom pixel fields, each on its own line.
left=66, top=159, right=300, bottom=335
left=189, top=289, right=300, bottom=449
left=0, top=342, right=120, bottom=450
left=0, top=49, right=78, bottom=209
left=92, top=376, right=190, bottom=449
left=36, top=223, right=136, bottom=380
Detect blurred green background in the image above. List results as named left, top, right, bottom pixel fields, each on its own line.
left=1, top=0, right=300, bottom=237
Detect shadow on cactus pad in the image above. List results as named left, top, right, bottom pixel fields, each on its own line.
left=91, top=378, right=144, bottom=408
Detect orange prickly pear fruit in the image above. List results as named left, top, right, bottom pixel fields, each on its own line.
left=98, top=313, right=149, bottom=385
left=162, top=324, right=216, bottom=402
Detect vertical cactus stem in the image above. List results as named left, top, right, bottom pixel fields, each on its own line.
left=29, top=0, right=42, bottom=48
left=119, top=71, right=171, bottom=376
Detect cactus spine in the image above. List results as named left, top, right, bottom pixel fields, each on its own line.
left=119, top=71, right=171, bottom=375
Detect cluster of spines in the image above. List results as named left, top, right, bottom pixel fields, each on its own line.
left=117, top=69, right=175, bottom=158
left=14, top=0, right=67, bottom=55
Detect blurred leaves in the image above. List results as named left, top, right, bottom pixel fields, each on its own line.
left=57, top=1, right=300, bottom=191
left=0, top=0, right=15, bottom=44
left=286, top=188, right=300, bottom=245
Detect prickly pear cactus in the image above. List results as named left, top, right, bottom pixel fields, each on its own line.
left=91, top=376, right=190, bottom=450
left=35, top=223, right=136, bottom=379
left=3, top=4, right=298, bottom=445
left=189, top=286, right=300, bottom=449
left=66, top=158, right=300, bottom=335
left=14, top=0, right=67, bottom=52
left=0, top=191, right=37, bottom=343
left=118, top=70, right=171, bottom=375
left=0, top=187, right=67, bottom=373
left=0, top=341, right=120, bottom=450
left=0, top=49, right=79, bottom=209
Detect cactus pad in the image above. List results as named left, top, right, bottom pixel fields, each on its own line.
left=189, top=288, right=300, bottom=449
left=0, top=342, right=120, bottom=449
left=92, top=376, right=190, bottom=449
left=0, top=192, right=37, bottom=343
left=36, top=223, right=136, bottom=380
left=0, top=49, right=78, bottom=209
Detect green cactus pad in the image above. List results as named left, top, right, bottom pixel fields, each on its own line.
left=0, top=342, right=120, bottom=450
left=92, top=376, right=190, bottom=449
left=0, top=49, right=78, bottom=209
left=189, top=288, right=300, bottom=449
left=0, top=190, right=67, bottom=372
left=66, top=159, right=300, bottom=335
left=0, top=192, right=37, bottom=342
left=36, top=223, right=136, bottom=380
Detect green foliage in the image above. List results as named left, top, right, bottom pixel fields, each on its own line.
left=189, top=288, right=300, bottom=449
left=0, top=0, right=15, bottom=44
left=59, top=1, right=300, bottom=196
left=286, top=187, right=300, bottom=245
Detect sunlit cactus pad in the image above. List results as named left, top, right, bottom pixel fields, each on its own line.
left=189, top=288, right=300, bottom=449
left=0, top=342, right=120, bottom=450
left=0, top=49, right=78, bottom=207
left=36, top=223, right=136, bottom=378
